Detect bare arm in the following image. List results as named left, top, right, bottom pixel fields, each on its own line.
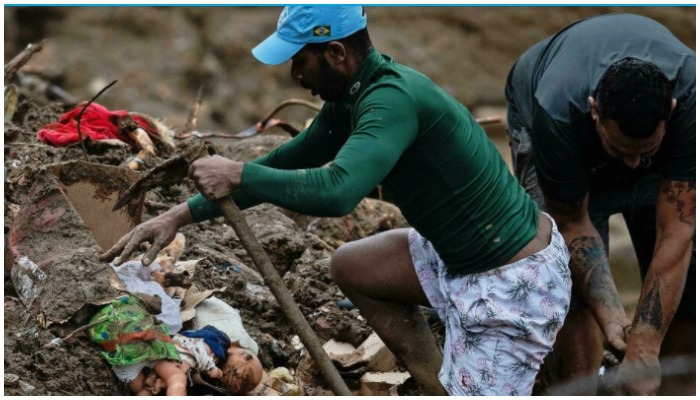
left=100, top=202, right=195, bottom=266
left=545, top=193, right=630, bottom=353
left=619, top=179, right=695, bottom=394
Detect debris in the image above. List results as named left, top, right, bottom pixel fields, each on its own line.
left=268, top=366, right=296, bottom=384
left=19, top=380, right=37, bottom=394
left=35, top=101, right=175, bottom=170
left=75, top=80, right=118, bottom=161
left=113, top=137, right=352, bottom=395
left=359, top=371, right=411, bottom=396
left=322, top=339, right=356, bottom=361
left=5, top=84, right=19, bottom=121
left=153, top=232, right=186, bottom=272
left=233, top=98, right=322, bottom=138
left=4, top=40, right=45, bottom=82
left=346, top=332, right=398, bottom=372
left=183, top=85, right=203, bottom=133
left=4, top=374, right=20, bottom=387
left=15, top=71, right=78, bottom=105
left=36, top=101, right=161, bottom=148
left=126, top=128, right=156, bottom=170
left=252, top=371, right=303, bottom=396
left=8, top=161, right=143, bottom=327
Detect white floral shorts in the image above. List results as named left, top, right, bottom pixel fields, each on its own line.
left=409, top=213, right=571, bottom=396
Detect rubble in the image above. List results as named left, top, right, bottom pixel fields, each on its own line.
left=3, top=94, right=419, bottom=395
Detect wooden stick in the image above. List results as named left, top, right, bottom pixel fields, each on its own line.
left=4, top=40, right=46, bottom=82
left=216, top=198, right=352, bottom=396
left=76, top=80, right=118, bottom=162
left=178, top=141, right=351, bottom=394
left=183, top=85, right=204, bottom=133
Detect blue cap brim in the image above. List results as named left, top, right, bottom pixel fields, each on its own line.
left=252, top=32, right=305, bottom=66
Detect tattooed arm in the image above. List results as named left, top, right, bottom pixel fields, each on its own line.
left=618, top=179, right=695, bottom=395
left=544, top=192, right=630, bottom=354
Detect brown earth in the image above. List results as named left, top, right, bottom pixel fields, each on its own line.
left=3, top=6, right=695, bottom=396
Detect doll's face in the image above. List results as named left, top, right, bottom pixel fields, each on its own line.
left=221, top=346, right=263, bottom=394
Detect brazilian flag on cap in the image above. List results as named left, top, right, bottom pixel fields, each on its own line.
left=313, top=25, right=331, bottom=37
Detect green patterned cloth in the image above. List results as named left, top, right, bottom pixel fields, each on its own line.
left=89, top=295, right=180, bottom=367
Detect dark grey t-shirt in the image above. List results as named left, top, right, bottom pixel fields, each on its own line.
left=505, top=13, right=696, bottom=202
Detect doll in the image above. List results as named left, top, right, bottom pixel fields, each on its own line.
left=126, top=326, right=263, bottom=396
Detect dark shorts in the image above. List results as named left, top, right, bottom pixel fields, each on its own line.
left=505, top=107, right=695, bottom=321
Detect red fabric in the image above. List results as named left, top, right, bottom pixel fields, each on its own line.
left=36, top=102, right=159, bottom=147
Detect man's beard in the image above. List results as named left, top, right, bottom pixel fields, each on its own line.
left=316, top=56, right=349, bottom=102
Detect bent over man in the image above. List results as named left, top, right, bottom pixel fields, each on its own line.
left=505, top=13, right=695, bottom=395
left=103, top=6, right=572, bottom=395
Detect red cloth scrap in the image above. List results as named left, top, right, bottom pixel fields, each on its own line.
left=37, top=102, right=159, bottom=147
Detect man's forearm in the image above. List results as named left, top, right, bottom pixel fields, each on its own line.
left=564, top=227, right=628, bottom=327
left=546, top=194, right=629, bottom=332
left=165, top=202, right=196, bottom=227
left=627, top=240, right=691, bottom=354
left=629, top=179, right=697, bottom=353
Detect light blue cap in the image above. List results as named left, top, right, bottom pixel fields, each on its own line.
left=252, top=6, right=367, bottom=65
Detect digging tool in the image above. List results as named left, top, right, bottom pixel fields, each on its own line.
left=114, top=137, right=352, bottom=396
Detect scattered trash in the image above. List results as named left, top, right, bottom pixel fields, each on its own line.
left=336, top=297, right=355, bottom=310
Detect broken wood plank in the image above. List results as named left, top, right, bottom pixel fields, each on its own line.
left=341, top=332, right=398, bottom=372
left=360, top=371, right=411, bottom=396
left=323, top=339, right=356, bottom=360
left=4, top=40, right=45, bottom=81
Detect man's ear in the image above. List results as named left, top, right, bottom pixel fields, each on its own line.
left=588, top=96, right=599, bottom=121
left=324, top=41, right=346, bottom=65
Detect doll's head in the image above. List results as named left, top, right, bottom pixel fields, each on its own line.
left=221, top=345, right=264, bottom=394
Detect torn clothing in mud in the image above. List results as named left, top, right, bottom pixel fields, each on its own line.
left=89, top=295, right=180, bottom=382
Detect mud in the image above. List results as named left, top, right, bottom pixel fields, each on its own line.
left=3, top=5, right=695, bottom=396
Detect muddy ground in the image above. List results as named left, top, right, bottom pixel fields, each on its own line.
left=3, top=6, right=696, bottom=396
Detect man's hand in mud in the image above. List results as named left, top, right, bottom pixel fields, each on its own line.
left=99, top=203, right=194, bottom=266
left=602, top=319, right=631, bottom=359
left=617, top=352, right=661, bottom=395
left=187, top=155, right=243, bottom=202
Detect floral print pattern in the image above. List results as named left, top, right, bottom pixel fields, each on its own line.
left=409, top=214, right=571, bottom=395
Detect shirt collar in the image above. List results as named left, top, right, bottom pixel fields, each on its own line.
left=342, top=47, right=385, bottom=105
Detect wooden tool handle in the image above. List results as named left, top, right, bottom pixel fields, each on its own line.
left=216, top=197, right=352, bottom=396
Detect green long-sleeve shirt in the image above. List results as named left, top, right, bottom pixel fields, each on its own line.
left=188, top=49, right=538, bottom=274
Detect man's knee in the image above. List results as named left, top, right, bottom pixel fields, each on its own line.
left=329, top=243, right=353, bottom=287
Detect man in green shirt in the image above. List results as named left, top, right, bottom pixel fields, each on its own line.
left=103, top=6, right=571, bottom=395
